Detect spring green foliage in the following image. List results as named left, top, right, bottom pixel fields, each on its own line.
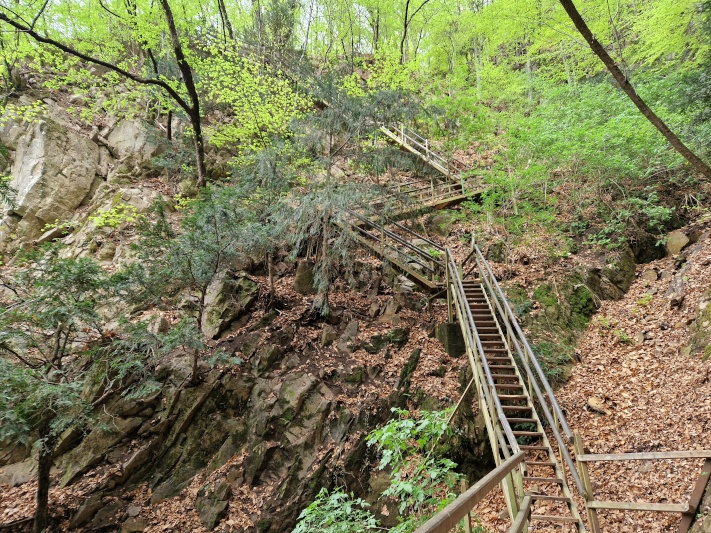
left=90, top=203, right=144, bottom=229
left=292, top=488, right=381, bottom=533
left=198, top=50, right=311, bottom=151
left=0, top=247, right=160, bottom=442
left=293, top=408, right=462, bottom=533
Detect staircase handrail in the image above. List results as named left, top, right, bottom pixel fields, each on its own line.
left=470, top=245, right=588, bottom=498
left=345, top=210, right=445, bottom=285
left=394, top=123, right=470, bottom=171
left=387, top=124, right=450, bottom=168
left=413, top=451, right=525, bottom=533
left=472, top=245, right=572, bottom=437
left=445, top=248, right=519, bottom=456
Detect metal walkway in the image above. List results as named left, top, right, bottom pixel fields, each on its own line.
left=445, top=247, right=585, bottom=531
left=347, top=124, right=586, bottom=528
left=379, top=123, right=470, bottom=183
left=349, top=124, right=711, bottom=532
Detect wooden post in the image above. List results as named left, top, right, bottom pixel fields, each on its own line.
left=679, top=458, right=711, bottom=533
left=574, top=430, right=601, bottom=533
left=460, top=479, right=473, bottom=533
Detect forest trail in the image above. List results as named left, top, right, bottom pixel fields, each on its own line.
left=364, top=126, right=711, bottom=532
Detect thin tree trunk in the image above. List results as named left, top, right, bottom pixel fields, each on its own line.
left=216, top=0, right=234, bottom=41
left=373, top=10, right=380, bottom=54
left=191, top=112, right=207, bottom=187
left=400, top=1, right=411, bottom=64
left=526, top=53, right=534, bottom=103
left=267, top=252, right=275, bottom=304
left=158, top=0, right=206, bottom=186
left=558, top=0, right=711, bottom=180
left=34, top=417, right=56, bottom=533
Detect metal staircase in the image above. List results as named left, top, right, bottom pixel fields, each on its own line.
left=379, top=123, right=470, bottom=183
left=342, top=124, right=587, bottom=528
left=341, top=126, right=484, bottom=290
left=446, top=247, right=586, bottom=531
left=349, top=123, right=711, bottom=532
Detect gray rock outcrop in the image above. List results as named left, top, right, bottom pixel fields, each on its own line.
left=1, top=116, right=99, bottom=242
left=201, top=274, right=259, bottom=339
left=106, top=119, right=167, bottom=169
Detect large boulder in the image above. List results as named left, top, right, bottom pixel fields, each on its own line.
left=201, top=274, right=259, bottom=339
left=106, top=119, right=167, bottom=168
left=1, top=116, right=99, bottom=242
left=196, top=480, right=231, bottom=530
left=666, top=230, right=690, bottom=256
left=294, top=260, right=316, bottom=295
left=435, top=322, right=466, bottom=358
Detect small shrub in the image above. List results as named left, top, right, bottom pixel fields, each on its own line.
left=90, top=203, right=143, bottom=229
left=613, top=329, right=634, bottom=345
left=637, top=293, right=654, bottom=306
left=292, top=488, right=380, bottom=533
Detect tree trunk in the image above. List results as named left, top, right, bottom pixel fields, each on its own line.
left=400, top=1, right=411, bottom=64
left=373, top=10, right=380, bottom=54
left=216, top=0, right=234, bottom=41
left=34, top=417, right=57, bottom=533
left=158, top=0, right=206, bottom=187
left=267, top=252, right=275, bottom=305
left=191, top=112, right=207, bottom=187
left=558, top=0, right=711, bottom=180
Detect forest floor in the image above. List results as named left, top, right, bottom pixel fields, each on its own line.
left=471, top=224, right=711, bottom=532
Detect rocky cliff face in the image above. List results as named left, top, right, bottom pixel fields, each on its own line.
left=0, top=289, right=469, bottom=532
left=0, top=97, right=166, bottom=255
left=0, top=101, right=476, bottom=530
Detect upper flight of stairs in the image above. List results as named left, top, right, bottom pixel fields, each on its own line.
left=379, top=123, right=470, bottom=182
left=341, top=123, right=484, bottom=290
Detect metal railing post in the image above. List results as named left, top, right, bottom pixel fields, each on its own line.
left=574, top=431, right=600, bottom=533
left=446, top=264, right=453, bottom=323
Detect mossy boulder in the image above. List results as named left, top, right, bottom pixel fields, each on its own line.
left=201, top=274, right=258, bottom=339
left=196, top=480, right=231, bottom=530
left=294, top=260, right=316, bottom=295
left=435, top=323, right=465, bottom=358
left=428, top=212, right=455, bottom=237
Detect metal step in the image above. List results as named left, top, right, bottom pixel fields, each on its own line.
left=530, top=515, right=580, bottom=524
left=499, top=394, right=528, bottom=401
left=523, top=476, right=564, bottom=484
left=490, top=374, right=520, bottom=380
left=530, top=495, right=572, bottom=502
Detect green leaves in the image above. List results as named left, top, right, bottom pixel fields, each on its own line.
left=198, top=49, right=310, bottom=152
left=293, top=488, right=380, bottom=533
left=294, top=408, right=462, bottom=533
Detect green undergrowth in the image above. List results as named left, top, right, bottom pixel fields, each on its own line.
left=294, top=408, right=488, bottom=533
left=423, top=75, right=702, bottom=255
left=506, top=277, right=596, bottom=385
